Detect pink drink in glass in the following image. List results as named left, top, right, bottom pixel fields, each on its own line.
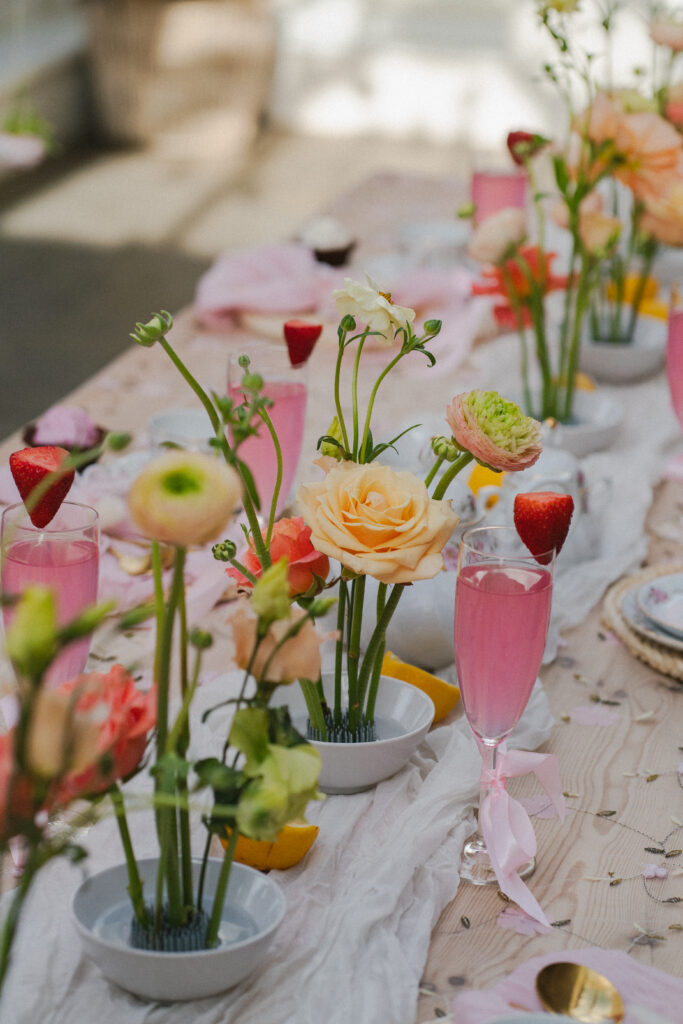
left=1, top=503, right=99, bottom=687
left=454, top=564, right=552, bottom=741
left=228, top=374, right=307, bottom=516
left=471, top=170, right=526, bottom=224
left=667, top=307, right=683, bottom=429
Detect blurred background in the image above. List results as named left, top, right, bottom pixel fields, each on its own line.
left=0, top=0, right=652, bottom=436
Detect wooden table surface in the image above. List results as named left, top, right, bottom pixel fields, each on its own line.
left=1, top=172, right=682, bottom=1021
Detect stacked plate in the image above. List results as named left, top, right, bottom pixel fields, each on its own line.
left=620, top=572, right=683, bottom=652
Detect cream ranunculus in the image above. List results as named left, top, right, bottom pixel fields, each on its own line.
left=332, top=277, right=416, bottom=337
left=128, top=450, right=241, bottom=547
left=467, top=208, right=527, bottom=264
left=297, top=462, right=458, bottom=585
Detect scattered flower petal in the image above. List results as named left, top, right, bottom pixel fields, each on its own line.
left=643, top=864, right=669, bottom=879
left=570, top=704, right=620, bottom=726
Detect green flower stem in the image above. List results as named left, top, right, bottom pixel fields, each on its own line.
left=258, top=406, right=283, bottom=546
left=357, top=581, right=386, bottom=712
left=151, top=542, right=164, bottom=688
left=625, top=239, right=657, bottom=343
left=205, top=826, right=239, bottom=948
left=562, top=254, right=593, bottom=423
left=360, top=584, right=404, bottom=723
left=110, top=785, right=149, bottom=928
left=512, top=254, right=554, bottom=418
left=346, top=575, right=366, bottom=732
left=0, top=846, right=41, bottom=993
left=299, top=678, right=327, bottom=738
left=431, top=452, right=473, bottom=500
left=196, top=830, right=213, bottom=911
left=359, top=345, right=408, bottom=463
left=559, top=234, right=580, bottom=388
left=424, top=455, right=444, bottom=489
left=226, top=557, right=259, bottom=585
left=351, top=332, right=368, bottom=459
left=333, top=337, right=351, bottom=454
left=159, top=337, right=220, bottom=434
left=500, top=264, right=534, bottom=417
left=156, top=547, right=185, bottom=756
left=334, top=580, right=347, bottom=726
left=175, top=562, right=194, bottom=913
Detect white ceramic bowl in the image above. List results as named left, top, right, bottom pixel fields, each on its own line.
left=147, top=408, right=215, bottom=452
left=273, top=675, right=435, bottom=794
left=72, top=858, right=285, bottom=1001
left=543, top=390, right=623, bottom=458
left=580, top=316, right=666, bottom=383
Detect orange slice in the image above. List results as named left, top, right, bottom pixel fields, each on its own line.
left=381, top=651, right=460, bottom=724
left=605, top=274, right=659, bottom=304
left=221, top=820, right=319, bottom=871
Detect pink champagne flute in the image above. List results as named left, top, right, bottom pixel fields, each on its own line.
left=471, top=169, right=526, bottom=224
left=667, top=281, right=683, bottom=429
left=227, top=343, right=307, bottom=520
left=454, top=525, right=554, bottom=885
left=1, top=502, right=99, bottom=687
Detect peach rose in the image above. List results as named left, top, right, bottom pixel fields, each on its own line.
left=579, top=211, right=621, bottom=253
left=227, top=516, right=329, bottom=596
left=297, top=462, right=458, bottom=585
left=641, top=177, right=683, bottom=246
left=51, top=665, right=156, bottom=803
left=467, top=208, right=527, bottom=264
left=650, top=17, right=683, bottom=52
left=231, top=601, right=324, bottom=684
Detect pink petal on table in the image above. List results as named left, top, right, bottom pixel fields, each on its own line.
left=518, top=794, right=560, bottom=819
left=570, top=704, right=620, bottom=726
left=602, top=630, right=622, bottom=646
left=0, top=132, right=46, bottom=168
left=497, top=906, right=552, bottom=936
left=643, top=864, right=668, bottom=879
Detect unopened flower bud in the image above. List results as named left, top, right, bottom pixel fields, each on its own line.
left=212, top=539, right=238, bottom=562
left=250, top=558, right=291, bottom=623
left=432, top=435, right=460, bottom=462
left=319, top=417, right=344, bottom=460
left=423, top=319, right=442, bottom=336
left=190, top=627, right=213, bottom=649
left=130, top=310, right=173, bottom=347
left=6, top=586, right=58, bottom=678
left=339, top=314, right=356, bottom=333
left=106, top=432, right=132, bottom=452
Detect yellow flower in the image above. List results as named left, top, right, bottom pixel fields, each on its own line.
left=332, top=276, right=415, bottom=338
left=297, top=462, right=457, bottom=585
left=128, top=450, right=241, bottom=547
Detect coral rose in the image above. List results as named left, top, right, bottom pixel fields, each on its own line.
left=297, top=462, right=458, bottom=584
left=227, top=516, right=329, bottom=596
left=467, top=208, right=527, bottom=264
left=128, top=450, right=241, bottom=547
left=51, top=665, right=156, bottom=803
left=231, top=602, right=325, bottom=685
left=446, top=391, right=542, bottom=472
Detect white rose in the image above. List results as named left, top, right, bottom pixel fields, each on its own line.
left=332, top=276, right=415, bottom=338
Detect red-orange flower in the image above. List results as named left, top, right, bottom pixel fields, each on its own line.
left=227, top=516, right=329, bottom=597
left=52, top=665, right=156, bottom=804
left=472, top=246, right=568, bottom=328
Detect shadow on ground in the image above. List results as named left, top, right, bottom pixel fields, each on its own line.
left=0, top=236, right=210, bottom=438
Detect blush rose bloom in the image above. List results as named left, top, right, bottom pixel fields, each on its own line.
left=641, top=177, right=683, bottom=246
left=446, top=391, right=542, bottom=472
left=467, top=208, right=527, bottom=264
left=51, top=665, right=156, bottom=804
left=332, top=276, right=416, bottom=336
left=650, top=17, right=683, bottom=52
left=297, top=462, right=458, bottom=584
left=231, top=601, right=325, bottom=684
left=227, top=516, right=329, bottom=596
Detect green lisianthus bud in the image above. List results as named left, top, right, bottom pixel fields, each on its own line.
left=457, top=202, right=476, bottom=220
left=190, top=627, right=213, bottom=649
left=212, top=539, right=238, bottom=562
left=339, top=314, right=356, bottom=333
left=250, top=558, right=291, bottom=623
left=6, top=586, right=58, bottom=678
left=107, top=432, right=132, bottom=452
left=130, top=310, right=173, bottom=347
left=307, top=596, right=337, bottom=618
left=319, top=417, right=344, bottom=460
left=432, top=435, right=460, bottom=462
left=423, top=319, right=442, bottom=336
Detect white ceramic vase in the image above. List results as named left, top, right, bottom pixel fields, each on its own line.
left=580, top=316, right=666, bottom=384
left=272, top=675, right=435, bottom=795
left=72, top=858, right=286, bottom=1001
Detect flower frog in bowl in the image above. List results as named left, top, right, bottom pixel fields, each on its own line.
left=214, top=278, right=546, bottom=733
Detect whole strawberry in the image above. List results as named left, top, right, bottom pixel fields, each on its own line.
left=9, top=446, right=75, bottom=528
left=513, top=491, right=574, bottom=564
left=283, top=320, right=323, bottom=367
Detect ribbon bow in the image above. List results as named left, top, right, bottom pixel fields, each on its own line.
left=476, top=738, right=565, bottom=925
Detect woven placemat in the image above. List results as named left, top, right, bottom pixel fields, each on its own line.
left=602, top=563, right=683, bottom=681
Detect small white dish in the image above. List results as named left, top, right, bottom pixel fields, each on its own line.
left=636, top=573, right=683, bottom=641
left=621, top=583, right=683, bottom=652
left=147, top=408, right=215, bottom=452
left=580, top=316, right=666, bottom=384
left=72, top=858, right=285, bottom=1001
left=543, top=390, right=623, bottom=458
left=272, top=675, right=434, bottom=794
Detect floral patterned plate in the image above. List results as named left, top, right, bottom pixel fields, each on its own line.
left=635, top=573, right=683, bottom=642
left=620, top=582, right=683, bottom=653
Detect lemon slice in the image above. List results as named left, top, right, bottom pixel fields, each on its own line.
left=638, top=297, right=668, bottom=321
left=468, top=464, right=505, bottom=495
left=606, top=274, right=659, bottom=304
left=221, top=821, right=320, bottom=871
left=381, top=651, right=460, bottom=724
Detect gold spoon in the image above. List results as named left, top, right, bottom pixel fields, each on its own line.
left=536, top=962, right=625, bottom=1023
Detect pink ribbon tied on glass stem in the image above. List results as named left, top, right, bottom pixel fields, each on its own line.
left=476, top=739, right=566, bottom=925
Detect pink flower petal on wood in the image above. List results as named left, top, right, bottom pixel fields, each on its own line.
left=643, top=864, right=668, bottom=879
left=570, top=704, right=620, bottom=726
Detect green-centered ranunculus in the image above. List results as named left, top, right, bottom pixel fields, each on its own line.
left=446, top=390, right=542, bottom=472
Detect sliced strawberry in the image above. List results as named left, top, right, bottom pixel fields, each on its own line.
left=513, top=491, right=574, bottom=564
left=283, top=319, right=323, bottom=367
left=9, top=446, right=75, bottom=528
